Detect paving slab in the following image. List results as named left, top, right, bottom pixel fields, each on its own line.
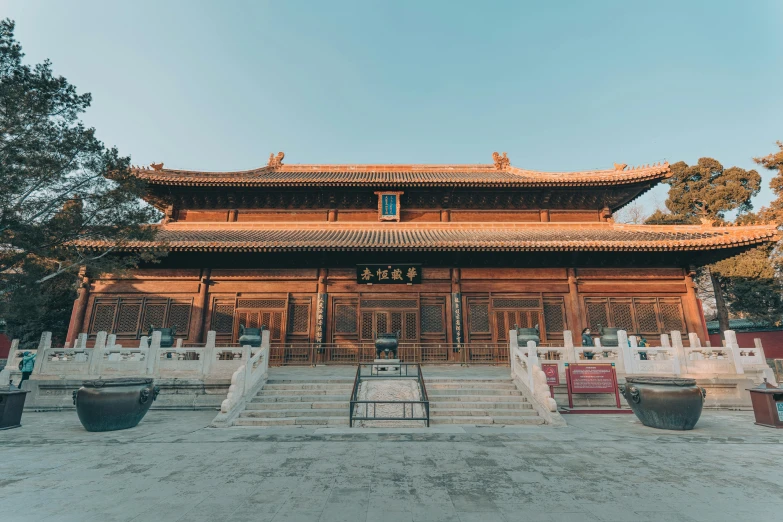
left=0, top=410, right=780, bottom=521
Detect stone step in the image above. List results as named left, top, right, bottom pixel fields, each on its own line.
left=233, top=417, right=349, bottom=427
left=263, top=383, right=354, bottom=391
left=427, top=394, right=526, bottom=402
left=245, top=401, right=349, bottom=410
left=266, top=379, right=354, bottom=384
left=240, top=409, right=346, bottom=418
left=430, top=408, right=539, bottom=417
left=430, top=416, right=545, bottom=426
left=426, top=382, right=517, bottom=390
left=428, top=401, right=532, bottom=410
left=427, top=389, right=523, bottom=396
left=251, top=395, right=349, bottom=403
left=258, top=389, right=353, bottom=397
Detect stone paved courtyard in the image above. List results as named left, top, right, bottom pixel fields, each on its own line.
left=0, top=409, right=781, bottom=522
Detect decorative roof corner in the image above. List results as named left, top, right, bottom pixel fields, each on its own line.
left=150, top=162, right=164, bottom=171
left=492, top=152, right=510, bottom=170
left=267, top=152, right=285, bottom=168
left=613, top=163, right=627, bottom=171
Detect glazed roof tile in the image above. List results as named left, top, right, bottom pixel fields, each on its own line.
left=74, top=222, right=779, bottom=253
left=132, top=161, right=671, bottom=188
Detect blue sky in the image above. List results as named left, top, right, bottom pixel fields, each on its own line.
left=3, top=0, right=782, bottom=214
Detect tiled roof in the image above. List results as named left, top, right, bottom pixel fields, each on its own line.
left=74, top=222, right=779, bottom=253
left=132, top=161, right=671, bottom=188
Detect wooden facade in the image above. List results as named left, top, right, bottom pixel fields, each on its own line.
left=68, top=153, right=780, bottom=352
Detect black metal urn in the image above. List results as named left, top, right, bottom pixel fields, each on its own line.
left=72, top=378, right=160, bottom=432
left=619, top=376, right=706, bottom=430
left=238, top=324, right=265, bottom=347
left=147, top=326, right=176, bottom=348
left=375, top=331, right=400, bottom=359
left=0, top=387, right=29, bottom=430
left=599, top=325, right=621, bottom=347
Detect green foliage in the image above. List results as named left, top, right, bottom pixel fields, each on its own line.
left=663, top=158, right=761, bottom=220
left=0, top=19, right=163, bottom=342
left=754, top=141, right=783, bottom=223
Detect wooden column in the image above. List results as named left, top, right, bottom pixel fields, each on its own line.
left=540, top=209, right=550, bottom=222
left=66, top=270, right=90, bottom=344
left=683, top=267, right=707, bottom=341
left=190, top=269, right=212, bottom=343
left=566, top=268, right=582, bottom=342
left=440, top=210, right=450, bottom=222
left=327, top=209, right=337, bottom=222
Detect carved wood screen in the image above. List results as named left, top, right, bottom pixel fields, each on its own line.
left=584, top=296, right=686, bottom=336
left=492, top=297, right=542, bottom=343
left=89, top=297, right=193, bottom=340
left=358, top=299, right=419, bottom=342
left=420, top=296, right=447, bottom=342
left=233, top=298, right=286, bottom=344
left=331, top=297, right=359, bottom=343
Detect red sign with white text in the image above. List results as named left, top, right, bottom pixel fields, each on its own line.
left=541, top=363, right=560, bottom=386
left=568, top=364, right=616, bottom=394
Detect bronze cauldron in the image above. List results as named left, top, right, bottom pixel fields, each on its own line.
left=238, top=324, right=265, bottom=347
left=599, top=325, right=621, bottom=347
left=73, top=378, right=160, bottom=432
left=147, top=326, right=176, bottom=348
left=375, top=331, right=400, bottom=359
left=514, top=324, right=540, bottom=347
left=619, top=376, right=705, bottom=430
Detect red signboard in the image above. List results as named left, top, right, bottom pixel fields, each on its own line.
left=541, top=363, right=560, bottom=386
left=565, top=363, right=621, bottom=409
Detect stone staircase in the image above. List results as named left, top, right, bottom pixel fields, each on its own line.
left=233, top=378, right=353, bottom=427
left=427, top=378, right=544, bottom=425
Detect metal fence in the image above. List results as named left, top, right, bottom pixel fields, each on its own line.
left=267, top=342, right=510, bottom=366
left=349, top=363, right=430, bottom=427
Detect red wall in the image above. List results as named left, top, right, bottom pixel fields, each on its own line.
left=0, top=334, right=10, bottom=359
left=708, top=330, right=783, bottom=359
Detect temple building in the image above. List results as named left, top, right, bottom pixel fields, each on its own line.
left=67, top=152, right=780, bottom=361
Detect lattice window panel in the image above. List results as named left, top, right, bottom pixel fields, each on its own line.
left=334, top=304, right=358, bottom=334
left=609, top=300, right=634, bottom=333
left=360, top=312, right=373, bottom=339
left=91, top=302, right=117, bottom=333
left=142, top=303, right=167, bottom=330
left=495, top=311, right=507, bottom=341
left=167, top=303, right=191, bottom=333
left=211, top=302, right=235, bottom=333
left=360, top=299, right=417, bottom=309
left=115, top=302, right=141, bottom=334
left=634, top=301, right=659, bottom=334
left=658, top=300, right=685, bottom=332
left=585, top=299, right=609, bottom=331
left=237, top=299, right=285, bottom=309
left=390, top=312, right=403, bottom=335
left=421, top=305, right=444, bottom=333
left=468, top=302, right=490, bottom=334
left=543, top=299, right=565, bottom=335
left=405, top=312, right=417, bottom=340
left=376, top=313, right=388, bottom=335
left=288, top=303, right=310, bottom=334
left=492, top=298, right=541, bottom=309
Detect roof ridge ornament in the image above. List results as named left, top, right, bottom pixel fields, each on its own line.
left=268, top=152, right=285, bottom=168
left=150, top=162, right=164, bottom=171
left=492, top=152, right=510, bottom=170
left=614, top=163, right=627, bottom=171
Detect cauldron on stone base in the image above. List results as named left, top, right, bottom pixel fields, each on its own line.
left=598, top=325, right=620, bottom=347
left=619, top=376, right=706, bottom=430
left=73, top=378, right=160, bottom=432
left=147, top=326, right=176, bottom=348
left=238, top=324, right=266, bottom=348
left=514, top=324, right=540, bottom=347
left=375, top=331, right=400, bottom=359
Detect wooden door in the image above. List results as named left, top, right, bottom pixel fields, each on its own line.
left=495, top=310, right=542, bottom=342
left=234, top=308, right=284, bottom=343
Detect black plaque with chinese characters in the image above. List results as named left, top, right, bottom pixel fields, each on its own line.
left=356, top=264, right=422, bottom=284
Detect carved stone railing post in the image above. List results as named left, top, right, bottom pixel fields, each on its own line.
left=627, top=335, right=639, bottom=375
left=76, top=333, right=88, bottom=349
left=526, top=340, right=540, bottom=386
left=563, top=330, right=577, bottom=363
left=508, top=330, right=519, bottom=379
left=203, top=331, right=217, bottom=377
left=0, top=339, right=21, bottom=383
left=660, top=333, right=671, bottom=348
left=753, top=338, right=767, bottom=361
left=89, top=331, right=107, bottom=375
left=616, top=330, right=629, bottom=373
left=724, top=330, right=744, bottom=375
left=107, top=334, right=117, bottom=349
left=242, top=345, right=253, bottom=394
left=148, top=331, right=162, bottom=376
left=31, top=332, right=52, bottom=375
left=594, top=337, right=602, bottom=349
left=688, top=333, right=701, bottom=350
left=670, top=330, right=684, bottom=376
